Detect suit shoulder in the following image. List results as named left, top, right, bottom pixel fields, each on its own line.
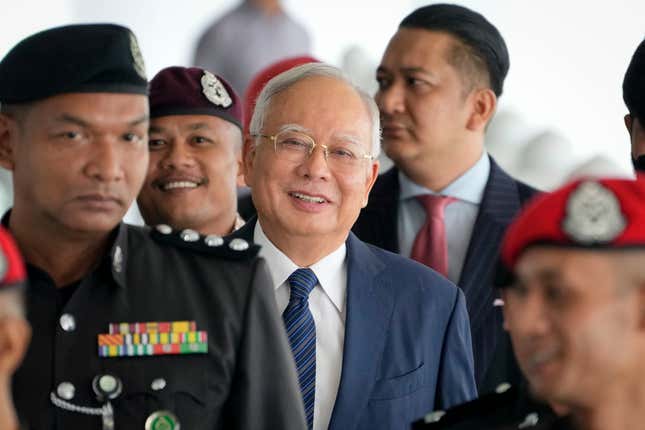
left=365, top=242, right=457, bottom=294
left=127, top=224, right=260, bottom=261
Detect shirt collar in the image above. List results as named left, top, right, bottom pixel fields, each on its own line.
left=253, top=221, right=347, bottom=314
left=399, top=151, right=490, bottom=204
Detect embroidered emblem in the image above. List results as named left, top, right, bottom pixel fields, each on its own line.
left=562, top=181, right=626, bottom=244
left=129, top=32, right=147, bottom=80
left=201, top=71, right=232, bottom=107
left=98, top=321, right=207, bottom=357
left=112, top=246, right=123, bottom=273
left=145, top=410, right=180, bottom=430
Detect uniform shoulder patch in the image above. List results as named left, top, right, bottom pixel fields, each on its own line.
left=150, top=224, right=259, bottom=260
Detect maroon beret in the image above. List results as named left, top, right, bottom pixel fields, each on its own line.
left=0, top=226, right=26, bottom=289
left=149, top=66, right=243, bottom=129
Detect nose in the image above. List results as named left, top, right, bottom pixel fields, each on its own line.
left=85, top=137, right=124, bottom=183
left=375, top=81, right=405, bottom=116
left=297, top=144, right=331, bottom=180
left=160, top=140, right=196, bottom=170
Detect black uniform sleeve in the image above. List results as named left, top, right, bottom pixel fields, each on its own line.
left=219, top=258, right=307, bottom=430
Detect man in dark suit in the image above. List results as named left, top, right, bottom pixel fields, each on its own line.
left=352, top=4, right=537, bottom=392
left=237, top=61, right=476, bottom=430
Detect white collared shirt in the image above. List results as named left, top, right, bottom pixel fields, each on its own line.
left=254, top=222, right=346, bottom=430
left=398, top=151, right=490, bottom=284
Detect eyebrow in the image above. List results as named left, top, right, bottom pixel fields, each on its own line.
left=278, top=123, right=313, bottom=134
left=333, top=132, right=362, bottom=146
left=56, top=113, right=149, bottom=127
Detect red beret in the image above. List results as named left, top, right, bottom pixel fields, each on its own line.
left=501, top=177, right=645, bottom=272
left=149, top=66, right=243, bottom=129
left=243, top=56, right=319, bottom=133
left=0, top=226, right=26, bottom=289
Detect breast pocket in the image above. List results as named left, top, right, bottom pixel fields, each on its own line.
left=370, top=362, right=426, bottom=400
left=106, top=355, right=215, bottom=428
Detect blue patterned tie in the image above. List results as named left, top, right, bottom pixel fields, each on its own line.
left=283, top=268, right=318, bottom=430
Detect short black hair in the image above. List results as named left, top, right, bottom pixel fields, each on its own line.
left=623, top=38, right=645, bottom=125
left=400, top=3, right=510, bottom=97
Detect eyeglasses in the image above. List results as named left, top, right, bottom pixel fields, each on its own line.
left=252, top=129, right=374, bottom=173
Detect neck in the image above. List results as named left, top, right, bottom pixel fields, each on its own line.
left=396, top=139, right=484, bottom=192
left=9, top=206, right=112, bottom=287
left=247, top=0, right=282, bottom=15
left=568, top=374, right=645, bottom=430
left=0, top=376, right=18, bottom=430
left=189, top=213, right=239, bottom=237
left=259, top=220, right=345, bottom=267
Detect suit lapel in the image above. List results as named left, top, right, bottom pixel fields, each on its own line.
left=352, top=167, right=400, bottom=252
left=457, top=159, right=522, bottom=383
left=328, top=233, right=393, bottom=430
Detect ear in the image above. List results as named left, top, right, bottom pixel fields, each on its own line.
left=625, top=114, right=633, bottom=135
left=0, top=114, right=17, bottom=171
left=0, top=317, right=31, bottom=375
left=242, top=134, right=257, bottom=187
left=361, top=160, right=380, bottom=208
left=466, top=88, right=497, bottom=132
left=234, top=145, right=246, bottom=187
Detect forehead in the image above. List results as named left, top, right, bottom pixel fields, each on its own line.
left=263, top=76, right=371, bottom=141
left=150, top=114, right=235, bottom=132
left=25, top=92, right=148, bottom=125
left=380, top=28, right=458, bottom=70
left=515, top=247, right=616, bottom=286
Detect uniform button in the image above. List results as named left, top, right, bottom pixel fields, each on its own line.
left=495, top=382, right=511, bottom=393
left=204, top=234, right=224, bottom=247
left=156, top=224, right=172, bottom=235
left=150, top=378, right=166, bottom=391
left=228, top=238, right=249, bottom=251
left=59, top=313, right=76, bottom=332
left=57, top=382, right=75, bottom=400
left=180, top=229, right=200, bottom=242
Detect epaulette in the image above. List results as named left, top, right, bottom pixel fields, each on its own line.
left=150, top=224, right=260, bottom=261
left=412, top=383, right=554, bottom=429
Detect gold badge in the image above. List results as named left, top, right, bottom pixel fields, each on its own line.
left=201, top=71, right=232, bottom=108
left=563, top=181, right=626, bottom=244
left=129, top=32, right=147, bottom=80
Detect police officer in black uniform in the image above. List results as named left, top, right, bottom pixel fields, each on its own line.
left=0, top=24, right=306, bottom=430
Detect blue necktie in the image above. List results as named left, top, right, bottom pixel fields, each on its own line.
left=283, top=268, right=318, bottom=430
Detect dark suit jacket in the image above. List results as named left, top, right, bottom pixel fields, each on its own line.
left=231, top=220, right=477, bottom=429
left=351, top=158, right=537, bottom=392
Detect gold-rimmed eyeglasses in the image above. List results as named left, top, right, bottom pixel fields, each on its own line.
left=252, top=129, right=374, bottom=173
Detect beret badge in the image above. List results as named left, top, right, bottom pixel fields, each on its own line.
left=129, top=32, right=147, bottom=80
left=201, top=71, right=232, bottom=108
left=562, top=181, right=627, bottom=244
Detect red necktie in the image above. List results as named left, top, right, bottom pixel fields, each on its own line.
left=410, top=195, right=456, bottom=277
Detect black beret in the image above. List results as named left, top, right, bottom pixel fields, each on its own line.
left=149, top=66, right=243, bottom=129
left=0, top=23, right=148, bottom=104
left=623, top=38, right=645, bottom=122
left=400, top=4, right=510, bottom=97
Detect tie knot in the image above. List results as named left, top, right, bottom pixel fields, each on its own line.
left=287, top=268, right=318, bottom=300
left=416, top=194, right=455, bottom=217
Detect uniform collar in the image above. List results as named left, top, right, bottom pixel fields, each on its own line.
left=2, top=209, right=128, bottom=288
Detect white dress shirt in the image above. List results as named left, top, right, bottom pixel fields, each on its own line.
left=398, top=151, right=490, bottom=284
left=254, top=222, right=346, bottom=430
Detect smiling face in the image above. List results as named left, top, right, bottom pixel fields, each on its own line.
left=0, top=93, right=149, bottom=237
left=503, top=247, right=643, bottom=406
left=137, top=114, right=242, bottom=235
left=244, top=75, right=378, bottom=255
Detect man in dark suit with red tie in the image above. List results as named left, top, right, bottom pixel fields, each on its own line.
left=352, top=4, right=537, bottom=393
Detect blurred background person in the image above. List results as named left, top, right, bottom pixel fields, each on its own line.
left=138, top=66, right=246, bottom=235
left=623, top=38, right=645, bottom=172
left=0, top=227, right=30, bottom=430
left=193, top=0, right=311, bottom=96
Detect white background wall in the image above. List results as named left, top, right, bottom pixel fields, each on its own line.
left=1, top=0, right=644, bottom=208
